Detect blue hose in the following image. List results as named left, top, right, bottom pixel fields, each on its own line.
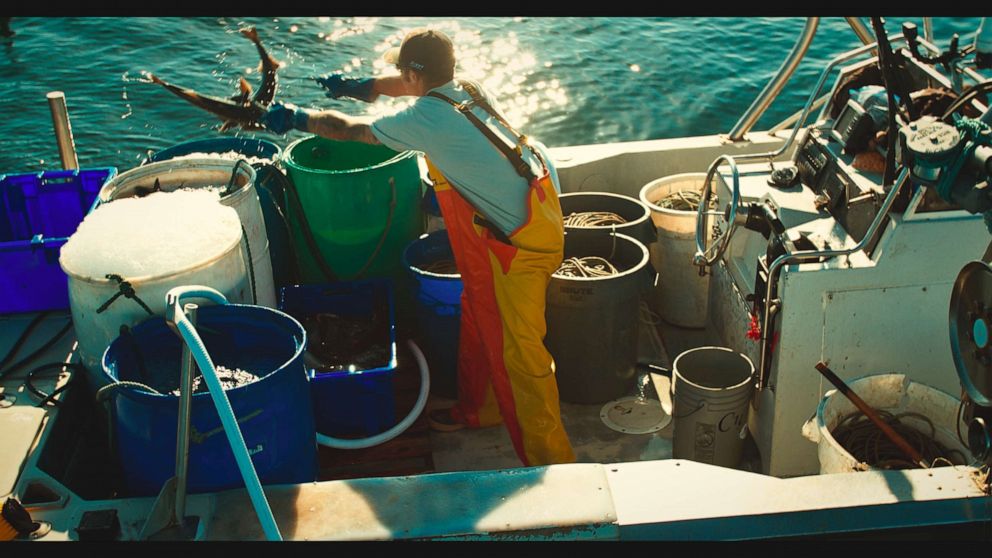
left=166, top=286, right=282, bottom=541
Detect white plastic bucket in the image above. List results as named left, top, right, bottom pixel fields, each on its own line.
left=672, top=346, right=754, bottom=467
left=98, top=157, right=275, bottom=307
left=61, top=206, right=251, bottom=378
left=639, top=173, right=711, bottom=328
left=802, top=373, right=969, bottom=474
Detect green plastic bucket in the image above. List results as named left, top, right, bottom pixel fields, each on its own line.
left=283, top=136, right=423, bottom=283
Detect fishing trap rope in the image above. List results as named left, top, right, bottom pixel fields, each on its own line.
left=656, top=189, right=705, bottom=211
left=563, top=211, right=627, bottom=227
left=830, top=409, right=967, bottom=470
left=554, top=256, right=621, bottom=278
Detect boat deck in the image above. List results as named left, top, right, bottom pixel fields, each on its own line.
left=326, top=311, right=762, bottom=477
left=0, top=304, right=759, bottom=500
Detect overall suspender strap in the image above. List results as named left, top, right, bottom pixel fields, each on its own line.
left=426, top=81, right=541, bottom=182
left=459, top=80, right=550, bottom=176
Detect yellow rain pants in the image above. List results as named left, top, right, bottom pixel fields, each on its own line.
left=426, top=157, right=575, bottom=466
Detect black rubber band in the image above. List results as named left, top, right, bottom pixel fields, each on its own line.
left=96, top=274, right=154, bottom=316
left=241, top=223, right=257, bottom=304
left=0, top=320, right=72, bottom=378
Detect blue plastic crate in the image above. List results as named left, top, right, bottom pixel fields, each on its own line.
left=0, top=168, right=117, bottom=314
left=279, top=280, right=397, bottom=437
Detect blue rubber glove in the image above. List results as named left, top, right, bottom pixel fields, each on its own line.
left=314, top=74, right=376, bottom=102
left=261, top=102, right=309, bottom=135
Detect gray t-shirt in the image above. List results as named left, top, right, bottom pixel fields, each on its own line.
left=370, top=80, right=559, bottom=235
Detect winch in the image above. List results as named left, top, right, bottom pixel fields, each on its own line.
left=950, top=259, right=992, bottom=465
left=898, top=116, right=992, bottom=215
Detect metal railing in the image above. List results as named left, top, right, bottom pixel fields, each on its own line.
left=845, top=17, right=874, bottom=46
left=694, top=33, right=917, bottom=275
left=755, top=168, right=911, bottom=392
left=729, top=17, right=971, bottom=142
left=727, top=17, right=820, bottom=141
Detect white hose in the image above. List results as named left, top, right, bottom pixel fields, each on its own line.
left=166, top=285, right=282, bottom=541
left=315, top=339, right=431, bottom=450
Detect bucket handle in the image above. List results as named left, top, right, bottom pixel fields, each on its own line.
left=671, top=400, right=705, bottom=419
left=417, top=290, right=461, bottom=310
left=239, top=223, right=258, bottom=305
left=191, top=408, right=263, bottom=444
left=225, top=159, right=252, bottom=196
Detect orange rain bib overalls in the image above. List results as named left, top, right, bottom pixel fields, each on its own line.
left=425, top=81, right=574, bottom=466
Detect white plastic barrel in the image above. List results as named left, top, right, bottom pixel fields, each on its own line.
left=639, top=173, right=711, bottom=328
left=802, top=374, right=969, bottom=474
left=98, top=157, right=275, bottom=307
left=60, top=192, right=251, bottom=379
left=671, top=346, right=754, bottom=467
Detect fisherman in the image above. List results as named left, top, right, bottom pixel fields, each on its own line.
left=261, top=28, right=575, bottom=467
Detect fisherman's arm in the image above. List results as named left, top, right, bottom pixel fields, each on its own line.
left=369, top=76, right=409, bottom=99
left=315, top=74, right=411, bottom=102
left=305, top=110, right=380, bottom=145
left=261, top=102, right=379, bottom=145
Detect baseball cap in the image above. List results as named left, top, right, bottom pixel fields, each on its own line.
left=383, top=28, right=455, bottom=76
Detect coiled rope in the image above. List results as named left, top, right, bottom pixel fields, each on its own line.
left=656, top=190, right=705, bottom=211
left=563, top=211, right=627, bottom=227
left=831, top=409, right=967, bottom=470
left=95, top=380, right=162, bottom=402
left=554, top=256, right=620, bottom=278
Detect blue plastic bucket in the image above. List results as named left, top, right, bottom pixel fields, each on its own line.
left=421, top=185, right=441, bottom=217
left=279, top=280, right=398, bottom=437
left=145, top=138, right=282, bottom=165
left=101, top=304, right=316, bottom=497
left=402, top=231, right=462, bottom=399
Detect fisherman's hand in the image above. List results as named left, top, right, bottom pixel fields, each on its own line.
left=315, top=74, right=377, bottom=103
left=262, top=102, right=309, bottom=135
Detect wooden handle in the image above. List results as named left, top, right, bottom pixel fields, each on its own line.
left=814, top=362, right=928, bottom=468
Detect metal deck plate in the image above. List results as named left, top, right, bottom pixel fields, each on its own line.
left=600, top=396, right=671, bottom=434
left=0, top=406, right=47, bottom=497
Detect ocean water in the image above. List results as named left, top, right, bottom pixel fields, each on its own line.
left=0, top=16, right=984, bottom=173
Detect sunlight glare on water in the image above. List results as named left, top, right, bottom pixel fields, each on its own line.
left=350, top=19, right=569, bottom=129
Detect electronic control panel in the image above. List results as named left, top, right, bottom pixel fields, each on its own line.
left=794, top=126, right=888, bottom=255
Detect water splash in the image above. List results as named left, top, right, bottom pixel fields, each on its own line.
left=124, top=70, right=154, bottom=84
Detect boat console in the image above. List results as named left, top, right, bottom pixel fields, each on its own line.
left=702, top=47, right=992, bottom=476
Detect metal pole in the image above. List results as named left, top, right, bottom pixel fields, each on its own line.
left=766, top=94, right=830, bottom=134
left=844, top=17, right=874, bottom=46
left=916, top=36, right=988, bottom=87
left=174, top=303, right=198, bottom=525
left=814, top=362, right=928, bottom=468
left=727, top=17, right=819, bottom=142
left=922, top=17, right=934, bottom=43
left=46, top=91, right=78, bottom=170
